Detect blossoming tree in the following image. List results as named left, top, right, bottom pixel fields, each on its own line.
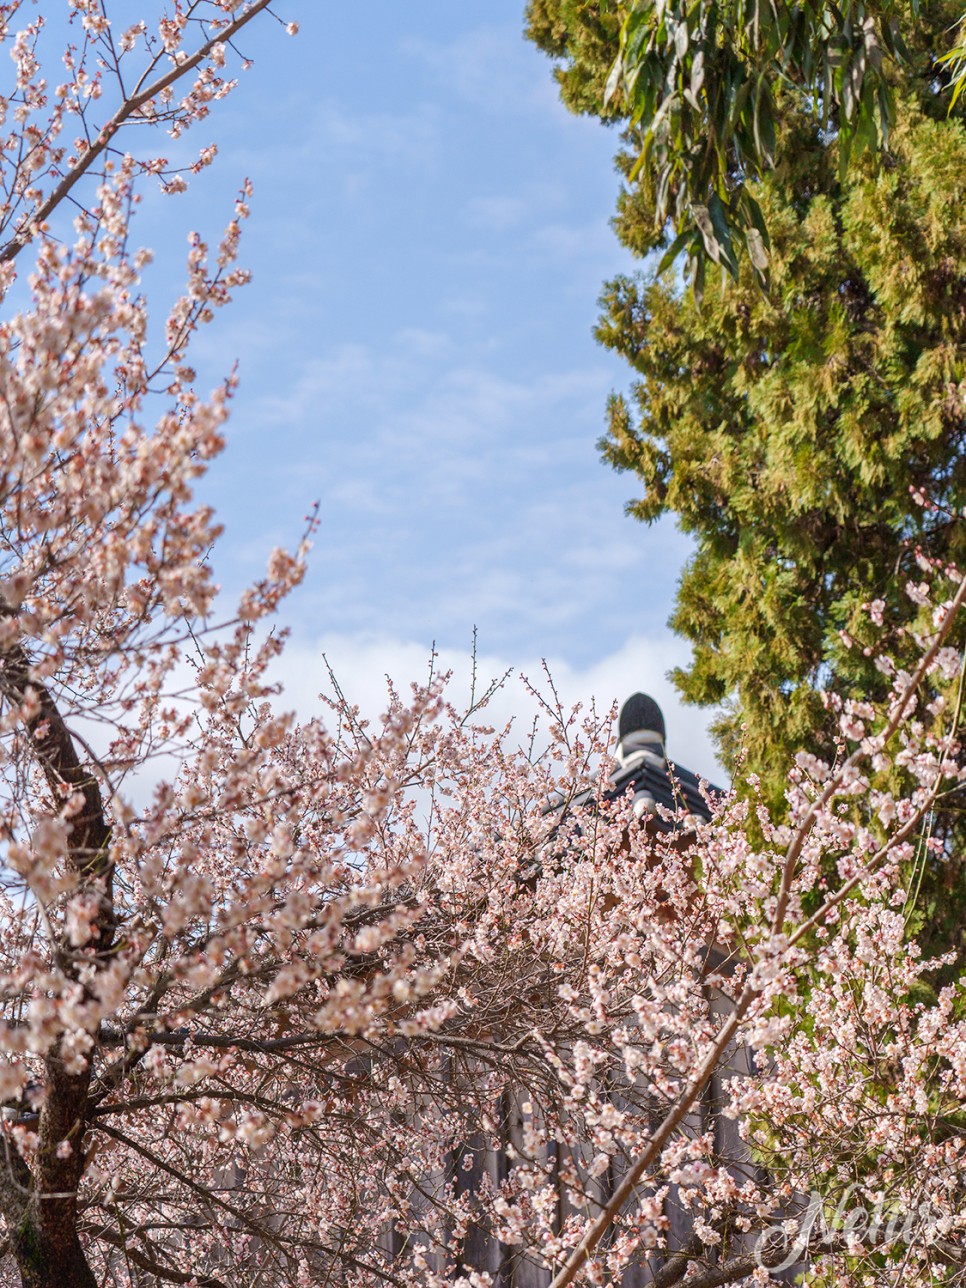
left=1, top=4, right=965, bottom=1288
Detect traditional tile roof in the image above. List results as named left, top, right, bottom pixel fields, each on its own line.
left=605, top=691, right=722, bottom=829
left=546, top=692, right=723, bottom=832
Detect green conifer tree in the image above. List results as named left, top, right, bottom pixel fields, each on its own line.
left=527, top=0, right=966, bottom=783
left=526, top=0, right=966, bottom=959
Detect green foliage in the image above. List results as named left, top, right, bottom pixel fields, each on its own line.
left=528, top=0, right=966, bottom=968
left=526, top=0, right=966, bottom=289
left=614, top=0, right=910, bottom=283
left=940, top=16, right=966, bottom=108
left=603, top=98, right=966, bottom=782
left=526, top=0, right=966, bottom=799
left=525, top=0, right=624, bottom=115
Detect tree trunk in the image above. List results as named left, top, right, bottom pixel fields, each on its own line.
left=0, top=642, right=113, bottom=1288
left=13, top=1219, right=98, bottom=1288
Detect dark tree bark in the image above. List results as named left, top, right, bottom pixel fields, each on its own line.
left=0, top=643, right=113, bottom=1288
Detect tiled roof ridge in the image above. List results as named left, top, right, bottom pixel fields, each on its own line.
left=542, top=692, right=723, bottom=834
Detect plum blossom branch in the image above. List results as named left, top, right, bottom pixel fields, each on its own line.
left=0, top=0, right=279, bottom=265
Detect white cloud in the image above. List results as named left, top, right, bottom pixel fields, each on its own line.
left=99, top=628, right=724, bottom=819
left=215, top=324, right=694, bottom=662
left=464, top=194, right=530, bottom=233
left=462, top=184, right=571, bottom=237
left=401, top=26, right=551, bottom=116
left=529, top=219, right=620, bottom=265
left=284, top=100, right=441, bottom=180
left=270, top=630, right=726, bottom=785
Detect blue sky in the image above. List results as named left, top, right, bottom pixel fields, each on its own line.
left=128, top=3, right=721, bottom=778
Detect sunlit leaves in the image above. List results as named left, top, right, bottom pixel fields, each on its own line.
left=604, top=0, right=908, bottom=289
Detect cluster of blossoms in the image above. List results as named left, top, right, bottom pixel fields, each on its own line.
left=0, top=7, right=965, bottom=1288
